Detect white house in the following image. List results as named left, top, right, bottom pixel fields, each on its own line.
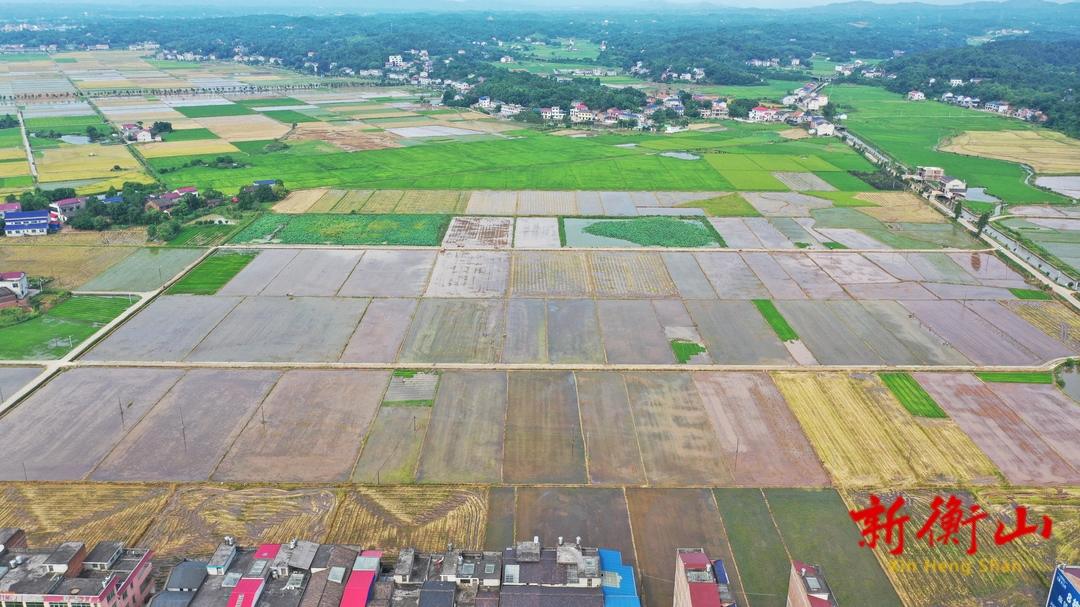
left=907, top=90, right=926, bottom=101
left=476, top=96, right=495, bottom=110
left=570, top=103, right=594, bottom=123
left=748, top=106, right=780, bottom=122
left=949, top=78, right=965, bottom=87
left=0, top=271, right=29, bottom=299
left=809, top=117, right=835, bottom=136
left=540, top=106, right=565, bottom=121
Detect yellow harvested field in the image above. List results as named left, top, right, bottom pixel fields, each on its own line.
left=272, top=188, right=328, bottom=214
left=325, top=487, right=487, bottom=555
left=0, top=160, right=29, bottom=178
left=36, top=143, right=144, bottom=182
left=196, top=115, right=290, bottom=142
left=855, top=191, right=946, bottom=223
left=285, top=122, right=401, bottom=152
left=941, top=130, right=1080, bottom=174
left=779, top=128, right=810, bottom=140
left=140, top=486, right=337, bottom=557
left=0, top=245, right=135, bottom=288
left=138, top=139, right=240, bottom=158
left=0, top=483, right=173, bottom=548
left=849, top=488, right=1079, bottom=607
left=0, top=148, right=26, bottom=161
left=0, top=227, right=149, bottom=246
left=772, top=372, right=999, bottom=487
left=78, top=80, right=133, bottom=89
left=1002, top=300, right=1080, bottom=351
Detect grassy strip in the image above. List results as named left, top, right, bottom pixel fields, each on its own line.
left=670, top=339, right=707, bottom=364
left=753, top=300, right=798, bottom=342
left=162, top=128, right=219, bottom=142
left=175, top=104, right=256, bottom=118
left=231, top=213, right=452, bottom=246
left=880, top=372, right=947, bottom=418
left=823, top=241, right=849, bottom=250
left=581, top=216, right=725, bottom=247
left=0, top=296, right=131, bottom=360
left=166, top=251, right=257, bottom=295
left=382, top=399, right=435, bottom=408
left=974, top=371, right=1054, bottom=384
left=1008, top=287, right=1053, bottom=300
left=713, top=489, right=789, bottom=607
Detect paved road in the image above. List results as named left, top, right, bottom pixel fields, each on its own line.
left=16, top=109, right=37, bottom=180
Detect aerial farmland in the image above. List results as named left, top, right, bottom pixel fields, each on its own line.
left=0, top=22, right=1079, bottom=607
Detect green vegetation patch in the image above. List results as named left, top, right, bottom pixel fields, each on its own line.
left=237, top=97, right=305, bottom=107
left=580, top=216, right=725, bottom=247
left=25, top=115, right=108, bottom=136
left=167, top=223, right=239, bottom=247
left=823, top=241, right=849, bottom=250
left=163, top=128, right=219, bottom=142
left=1008, top=287, right=1052, bottom=300
left=166, top=251, right=257, bottom=295
left=713, top=489, right=791, bottom=607
left=0, top=295, right=132, bottom=360
left=261, top=110, right=321, bottom=124
left=670, top=339, right=707, bottom=364
left=678, top=193, right=760, bottom=217
left=382, top=399, right=435, bottom=408
left=175, top=104, right=256, bottom=118
left=231, top=213, right=452, bottom=246
left=753, top=299, right=798, bottom=342
left=974, top=371, right=1054, bottom=384
left=880, top=372, right=947, bottom=418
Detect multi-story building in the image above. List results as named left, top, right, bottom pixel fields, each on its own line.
left=786, top=561, right=838, bottom=607
left=673, top=548, right=736, bottom=607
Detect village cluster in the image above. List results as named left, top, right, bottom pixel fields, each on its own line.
left=0, top=528, right=846, bottom=607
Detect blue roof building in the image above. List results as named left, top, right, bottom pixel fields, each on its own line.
left=3, top=210, right=59, bottom=237
left=252, top=179, right=277, bottom=186
left=598, top=549, right=641, bottom=607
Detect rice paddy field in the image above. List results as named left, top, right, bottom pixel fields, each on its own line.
left=0, top=295, right=133, bottom=360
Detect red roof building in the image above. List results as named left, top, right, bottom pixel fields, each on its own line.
left=673, top=549, right=735, bottom=607
left=787, top=560, right=838, bottom=607
left=341, top=550, right=382, bottom=607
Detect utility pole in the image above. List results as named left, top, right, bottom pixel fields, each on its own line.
left=118, top=395, right=126, bottom=429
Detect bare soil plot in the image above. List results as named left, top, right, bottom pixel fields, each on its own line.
left=503, top=298, right=548, bottom=364
left=626, top=488, right=746, bottom=607
left=743, top=192, right=832, bottom=217
left=904, top=252, right=979, bottom=284
left=271, top=188, right=327, bottom=214
left=946, top=252, right=1029, bottom=287
left=1003, top=300, right=1080, bottom=351
left=80, top=247, right=204, bottom=292
left=138, top=138, right=240, bottom=159
left=0, top=245, right=133, bottom=289
left=0, top=483, right=173, bottom=549
left=693, top=252, right=769, bottom=298
left=516, top=190, right=578, bottom=215
left=574, top=371, right=647, bottom=485
left=187, top=296, right=367, bottom=362
left=466, top=190, right=517, bottom=215
left=513, top=488, right=635, bottom=560
left=941, top=129, right=1080, bottom=174
left=352, top=405, right=431, bottom=483
left=916, top=372, right=1079, bottom=485
left=983, top=382, right=1080, bottom=467
left=417, top=371, right=507, bottom=483
left=396, top=190, right=469, bottom=214
left=215, top=249, right=299, bottom=295
left=340, top=298, right=418, bottom=363
left=624, top=372, right=728, bottom=485
left=260, top=249, right=364, bottom=296
left=597, top=300, right=675, bottom=364
left=0, top=367, right=183, bottom=480
left=599, top=191, right=637, bottom=216
left=575, top=191, right=604, bottom=215
left=337, top=249, right=435, bottom=297
left=855, top=192, right=944, bottom=223
left=84, top=295, right=241, bottom=362
left=685, top=300, right=792, bottom=364
left=588, top=251, right=677, bottom=298
left=196, top=114, right=290, bottom=141
left=425, top=251, right=509, bottom=297
left=693, top=372, right=828, bottom=487
left=399, top=299, right=504, bottom=363
left=659, top=252, right=715, bottom=299
left=860, top=300, right=971, bottom=365
left=772, top=254, right=848, bottom=299
left=503, top=371, right=588, bottom=484
left=214, top=370, right=389, bottom=482
left=141, top=486, right=336, bottom=557
left=900, top=300, right=1046, bottom=365
left=547, top=299, right=606, bottom=363
left=963, top=300, right=1073, bottom=360
left=441, top=216, right=514, bottom=248
left=773, top=171, right=835, bottom=191
left=710, top=218, right=788, bottom=249
left=513, top=217, right=561, bottom=248
left=742, top=252, right=807, bottom=299
left=484, top=487, right=517, bottom=551
left=773, top=372, right=1001, bottom=487
left=92, top=369, right=280, bottom=481
left=327, top=487, right=486, bottom=554
left=510, top=251, right=592, bottom=297
left=809, top=252, right=898, bottom=284
left=0, top=367, right=42, bottom=400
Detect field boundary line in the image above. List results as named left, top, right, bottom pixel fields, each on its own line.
left=709, top=489, right=751, bottom=607
left=759, top=488, right=794, bottom=561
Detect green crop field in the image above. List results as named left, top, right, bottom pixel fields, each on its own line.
left=0, top=128, right=23, bottom=148
left=693, top=81, right=797, bottom=101
left=578, top=216, right=725, bottom=247
left=24, top=116, right=109, bottom=136
left=714, top=489, right=793, bottom=607
left=880, top=372, right=947, bottom=418
left=162, top=128, right=219, bottom=142
left=231, top=213, right=452, bottom=245
left=167, top=223, right=239, bottom=247
left=679, top=193, right=761, bottom=217
left=236, top=97, right=305, bottom=107
left=175, top=104, right=256, bottom=118
left=831, top=85, right=1068, bottom=204
left=1007, top=288, right=1053, bottom=300
left=261, top=110, right=321, bottom=124
left=148, top=127, right=877, bottom=192
left=166, top=251, right=256, bottom=295
left=0, top=295, right=132, bottom=360
left=753, top=299, right=799, bottom=341
left=765, top=489, right=904, bottom=607
left=974, top=371, right=1055, bottom=384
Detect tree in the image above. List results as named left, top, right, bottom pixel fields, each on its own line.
left=976, top=211, right=990, bottom=235
left=952, top=201, right=963, bottom=221
left=150, top=121, right=173, bottom=136
left=727, top=98, right=758, bottom=118
left=156, top=219, right=181, bottom=241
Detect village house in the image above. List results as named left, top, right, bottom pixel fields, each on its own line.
left=499, top=103, right=524, bottom=118
left=49, top=196, right=88, bottom=220
left=570, top=103, right=594, bottom=123
left=907, top=90, right=926, bottom=101
left=949, top=78, right=965, bottom=87
left=916, top=166, right=945, bottom=181
left=808, top=117, right=835, bottom=137
left=673, top=548, right=736, bottom=607
left=0, top=201, right=21, bottom=218
left=787, top=561, right=839, bottom=607
left=2, top=210, right=59, bottom=237
left=476, top=96, right=496, bottom=110
left=0, top=271, right=30, bottom=305
left=748, top=106, right=781, bottom=123
left=539, top=106, right=565, bottom=121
